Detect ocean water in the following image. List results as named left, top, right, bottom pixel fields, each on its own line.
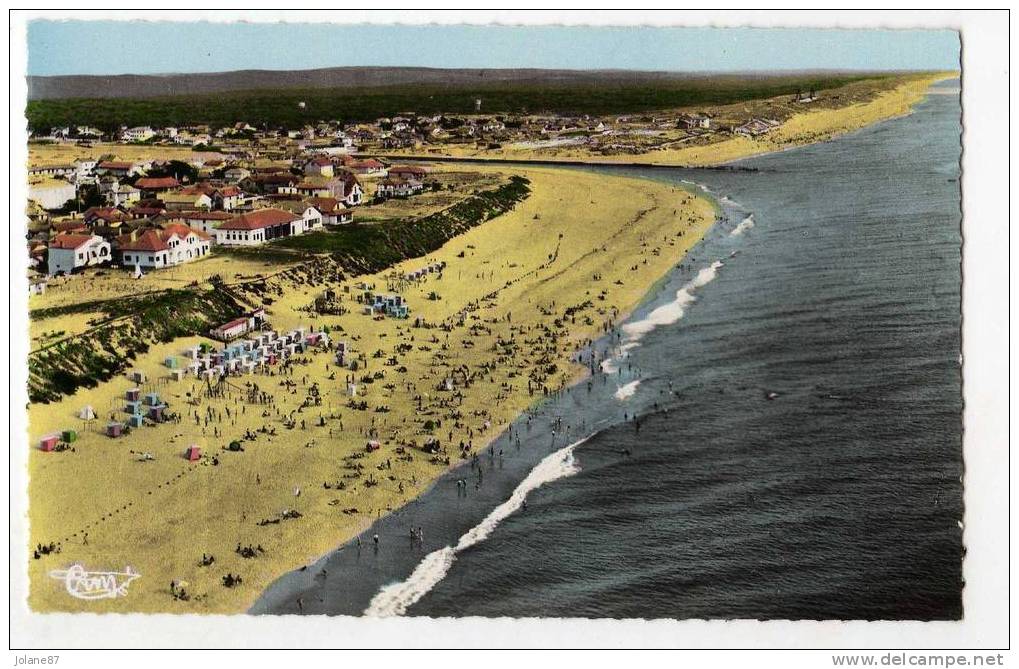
left=253, top=80, right=963, bottom=620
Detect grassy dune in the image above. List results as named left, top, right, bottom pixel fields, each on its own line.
left=27, top=165, right=715, bottom=613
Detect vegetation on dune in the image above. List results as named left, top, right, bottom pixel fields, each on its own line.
left=29, top=288, right=249, bottom=404
left=25, top=74, right=897, bottom=131
left=228, top=176, right=532, bottom=274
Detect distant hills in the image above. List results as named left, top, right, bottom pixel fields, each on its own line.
left=26, top=66, right=873, bottom=101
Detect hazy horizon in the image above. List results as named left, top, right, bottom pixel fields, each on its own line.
left=27, top=22, right=960, bottom=77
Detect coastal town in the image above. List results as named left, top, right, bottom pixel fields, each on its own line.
left=24, top=70, right=947, bottom=614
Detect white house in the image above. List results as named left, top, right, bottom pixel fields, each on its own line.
left=121, top=126, right=155, bottom=142
left=275, top=201, right=324, bottom=231
left=116, top=224, right=212, bottom=269
left=48, top=234, right=111, bottom=276
left=214, top=208, right=304, bottom=246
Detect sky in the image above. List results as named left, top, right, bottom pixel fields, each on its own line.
left=26, top=21, right=960, bottom=77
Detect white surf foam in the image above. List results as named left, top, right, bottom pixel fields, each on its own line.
left=730, top=214, right=755, bottom=236
left=619, top=261, right=723, bottom=343
left=364, top=437, right=588, bottom=617
left=614, top=380, right=641, bottom=401
left=719, top=196, right=745, bottom=210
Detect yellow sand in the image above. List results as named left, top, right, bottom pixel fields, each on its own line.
left=27, top=165, right=716, bottom=613
left=383, top=73, right=955, bottom=167
left=28, top=142, right=223, bottom=168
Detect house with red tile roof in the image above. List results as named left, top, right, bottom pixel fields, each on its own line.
left=47, top=234, right=111, bottom=276
left=214, top=208, right=304, bottom=246
left=134, top=176, right=181, bottom=193
left=96, top=161, right=140, bottom=177
left=115, top=224, right=211, bottom=269
left=388, top=165, right=428, bottom=180
left=307, top=197, right=353, bottom=225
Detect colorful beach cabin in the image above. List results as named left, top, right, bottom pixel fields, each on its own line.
left=185, top=445, right=201, bottom=462
left=148, top=405, right=166, bottom=421
left=164, top=356, right=179, bottom=369
left=106, top=422, right=124, bottom=438
left=131, top=370, right=146, bottom=383
left=144, top=392, right=160, bottom=406
left=128, top=414, right=145, bottom=428
left=61, top=429, right=78, bottom=443
left=126, top=388, right=141, bottom=402
left=39, top=435, right=59, bottom=452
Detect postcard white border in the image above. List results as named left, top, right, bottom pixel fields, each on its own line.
left=6, top=8, right=1011, bottom=653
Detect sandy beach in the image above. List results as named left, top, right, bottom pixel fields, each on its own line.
left=27, top=165, right=716, bottom=612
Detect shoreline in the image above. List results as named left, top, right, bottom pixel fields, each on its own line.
left=368, top=73, right=954, bottom=169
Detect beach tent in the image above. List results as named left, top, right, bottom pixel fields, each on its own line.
left=39, top=435, right=58, bottom=452
left=185, top=445, right=201, bottom=462
left=78, top=405, right=96, bottom=420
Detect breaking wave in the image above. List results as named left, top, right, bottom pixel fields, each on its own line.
left=364, top=437, right=588, bottom=617
left=614, top=380, right=641, bottom=401
left=731, top=214, right=755, bottom=236
left=619, top=261, right=724, bottom=343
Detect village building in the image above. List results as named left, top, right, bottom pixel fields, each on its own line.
left=678, top=113, right=712, bottom=130
left=303, top=157, right=334, bottom=178
left=388, top=165, right=428, bottom=180
left=734, top=118, right=781, bottom=137
left=223, top=166, right=251, bottom=182
left=274, top=200, right=325, bottom=231
left=134, top=176, right=181, bottom=195
left=116, top=224, right=211, bottom=269
left=47, top=233, right=111, bottom=276
left=175, top=210, right=234, bottom=234
left=162, top=190, right=214, bottom=211
left=28, top=164, right=76, bottom=179
left=376, top=176, right=425, bottom=199
left=111, top=184, right=141, bottom=207
left=306, top=197, right=353, bottom=225
left=213, top=208, right=304, bottom=246
left=83, top=206, right=132, bottom=231
left=121, top=126, right=155, bottom=142
left=96, top=161, right=139, bottom=178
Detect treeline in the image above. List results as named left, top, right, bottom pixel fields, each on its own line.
left=25, top=74, right=893, bottom=132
